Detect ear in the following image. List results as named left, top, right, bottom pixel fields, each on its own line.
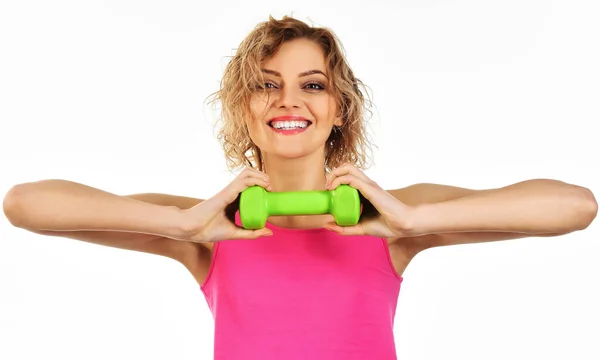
left=333, top=111, right=344, bottom=127
left=332, top=99, right=344, bottom=126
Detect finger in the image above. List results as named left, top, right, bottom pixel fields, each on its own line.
left=217, top=173, right=271, bottom=205
left=323, top=221, right=366, bottom=236
left=328, top=174, right=381, bottom=201
left=329, top=162, right=367, bottom=177
left=326, top=163, right=371, bottom=188
left=231, top=226, right=273, bottom=240
left=240, top=176, right=272, bottom=191
left=328, top=173, right=360, bottom=190
left=239, top=167, right=270, bottom=181
left=240, top=169, right=272, bottom=191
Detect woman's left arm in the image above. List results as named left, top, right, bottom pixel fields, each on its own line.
left=390, top=179, right=597, bottom=248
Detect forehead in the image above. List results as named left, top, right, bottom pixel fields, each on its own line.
left=262, top=38, right=326, bottom=74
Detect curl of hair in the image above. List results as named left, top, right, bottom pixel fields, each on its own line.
left=207, top=15, right=375, bottom=172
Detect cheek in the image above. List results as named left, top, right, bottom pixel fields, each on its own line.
left=329, top=95, right=340, bottom=113
left=249, top=94, right=270, bottom=119
left=313, top=96, right=339, bottom=123
left=245, top=98, right=267, bottom=140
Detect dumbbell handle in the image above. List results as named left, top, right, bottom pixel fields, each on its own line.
left=267, top=190, right=333, bottom=216
left=239, top=185, right=360, bottom=229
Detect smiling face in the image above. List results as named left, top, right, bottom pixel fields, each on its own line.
left=212, top=16, right=373, bottom=173
left=246, top=38, right=343, bottom=164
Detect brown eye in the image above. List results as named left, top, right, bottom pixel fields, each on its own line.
left=305, top=82, right=325, bottom=91
left=255, top=82, right=276, bottom=91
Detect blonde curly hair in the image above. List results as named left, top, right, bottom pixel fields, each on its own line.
left=207, top=15, right=375, bottom=172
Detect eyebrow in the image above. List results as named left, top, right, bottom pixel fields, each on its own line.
left=261, top=68, right=328, bottom=78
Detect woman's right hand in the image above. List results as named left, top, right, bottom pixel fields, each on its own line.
left=176, top=167, right=274, bottom=243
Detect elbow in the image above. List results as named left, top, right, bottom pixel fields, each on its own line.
left=3, top=183, right=36, bottom=229
left=573, top=185, right=598, bottom=231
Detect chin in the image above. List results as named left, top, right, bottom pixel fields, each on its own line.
left=273, top=148, right=311, bottom=159
left=264, top=144, right=326, bottom=162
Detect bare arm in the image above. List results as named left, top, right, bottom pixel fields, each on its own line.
left=2, top=180, right=204, bottom=261
left=387, top=180, right=597, bottom=250
left=395, top=180, right=596, bottom=235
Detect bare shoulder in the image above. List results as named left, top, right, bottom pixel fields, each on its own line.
left=125, top=192, right=215, bottom=284
left=385, top=238, right=427, bottom=277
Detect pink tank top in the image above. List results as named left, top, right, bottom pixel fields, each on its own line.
left=201, top=213, right=403, bottom=359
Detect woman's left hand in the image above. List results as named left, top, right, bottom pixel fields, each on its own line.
left=323, top=163, right=415, bottom=238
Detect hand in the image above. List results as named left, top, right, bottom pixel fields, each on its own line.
left=177, top=167, right=274, bottom=243
left=323, top=163, right=414, bottom=238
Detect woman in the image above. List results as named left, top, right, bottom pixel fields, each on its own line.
left=3, top=15, right=597, bottom=360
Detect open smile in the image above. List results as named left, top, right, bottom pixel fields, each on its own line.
left=268, top=115, right=313, bottom=135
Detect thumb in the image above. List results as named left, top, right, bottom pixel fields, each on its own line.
left=323, top=221, right=366, bottom=236
left=232, top=227, right=273, bottom=240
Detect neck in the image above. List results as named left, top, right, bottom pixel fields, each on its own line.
left=259, top=150, right=334, bottom=229
left=262, top=152, right=328, bottom=192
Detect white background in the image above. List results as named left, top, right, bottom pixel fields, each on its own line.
left=1, top=0, right=599, bottom=359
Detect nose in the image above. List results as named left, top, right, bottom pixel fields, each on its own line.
left=274, top=86, right=301, bottom=109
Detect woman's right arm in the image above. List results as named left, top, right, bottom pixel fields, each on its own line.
left=2, top=179, right=204, bottom=262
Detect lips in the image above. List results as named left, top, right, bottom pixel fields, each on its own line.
left=267, top=115, right=313, bottom=127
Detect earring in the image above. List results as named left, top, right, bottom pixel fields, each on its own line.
left=330, top=126, right=341, bottom=147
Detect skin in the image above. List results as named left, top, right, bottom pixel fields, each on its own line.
left=246, top=38, right=343, bottom=226
left=178, top=38, right=597, bottom=285
left=6, top=38, right=596, bottom=288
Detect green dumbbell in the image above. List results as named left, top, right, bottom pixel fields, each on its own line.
left=239, top=184, right=361, bottom=230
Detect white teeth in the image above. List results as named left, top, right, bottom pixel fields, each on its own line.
left=270, top=120, right=309, bottom=129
